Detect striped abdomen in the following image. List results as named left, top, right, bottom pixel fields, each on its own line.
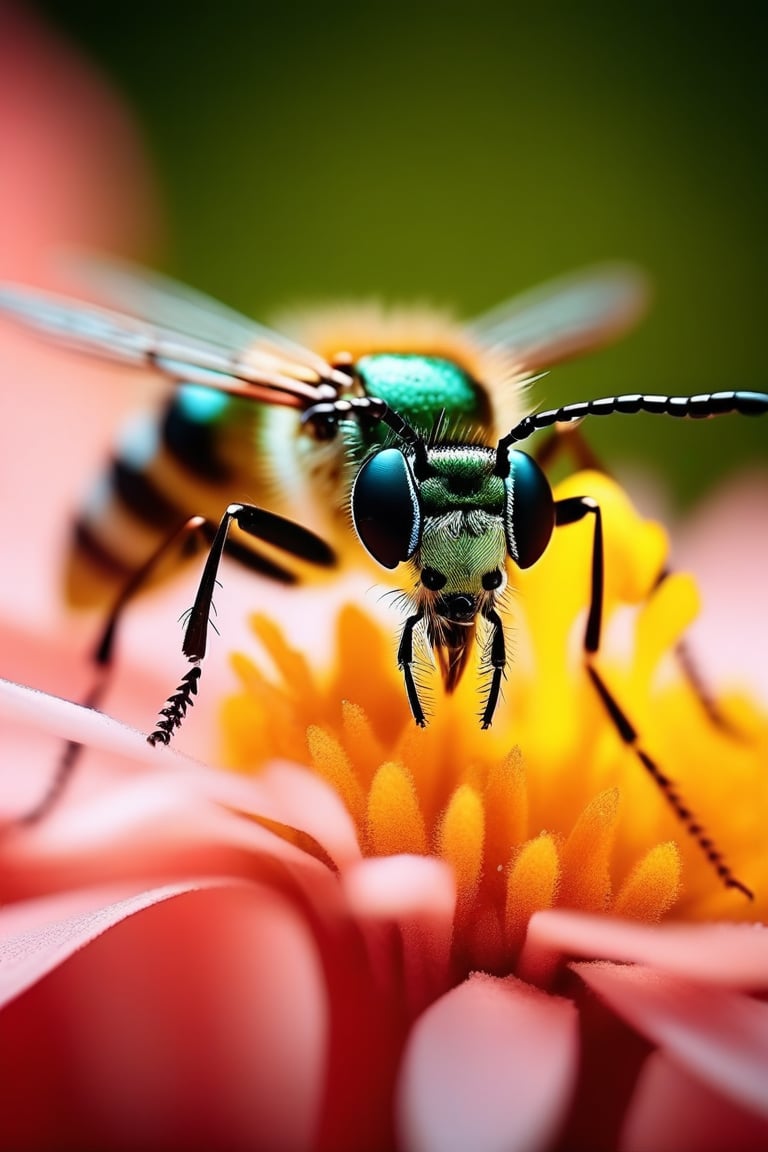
left=66, top=384, right=346, bottom=606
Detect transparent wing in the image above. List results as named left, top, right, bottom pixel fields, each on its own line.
left=1, top=258, right=649, bottom=407
left=468, top=263, right=649, bottom=375
left=0, top=263, right=348, bottom=408
left=65, top=253, right=336, bottom=376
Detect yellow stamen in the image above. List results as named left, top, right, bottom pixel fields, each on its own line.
left=505, top=834, right=561, bottom=951
left=613, top=841, right=682, bottom=921
left=340, top=701, right=387, bottom=791
left=437, top=784, right=485, bottom=914
left=484, top=747, right=528, bottom=871
left=559, top=789, right=620, bottom=911
left=367, top=761, right=427, bottom=856
left=307, top=725, right=366, bottom=827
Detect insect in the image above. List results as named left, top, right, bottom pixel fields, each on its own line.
left=0, top=261, right=648, bottom=604
left=2, top=261, right=766, bottom=896
left=0, top=259, right=651, bottom=638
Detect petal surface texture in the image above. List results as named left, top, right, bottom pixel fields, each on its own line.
left=397, top=972, right=578, bottom=1152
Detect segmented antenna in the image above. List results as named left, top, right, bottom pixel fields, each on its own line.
left=495, top=390, right=768, bottom=474
left=303, top=394, right=432, bottom=475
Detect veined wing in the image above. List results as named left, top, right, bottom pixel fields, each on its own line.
left=468, top=263, right=649, bottom=376
left=0, top=270, right=348, bottom=409
left=1, top=259, right=649, bottom=408
left=65, top=253, right=339, bottom=377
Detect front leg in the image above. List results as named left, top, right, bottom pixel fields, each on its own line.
left=397, top=607, right=426, bottom=727
left=480, top=607, right=506, bottom=729
left=149, top=502, right=335, bottom=746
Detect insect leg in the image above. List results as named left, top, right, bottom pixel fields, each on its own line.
left=19, top=515, right=213, bottom=824
left=480, top=608, right=506, bottom=728
left=397, top=608, right=427, bottom=727
left=555, top=495, right=753, bottom=899
left=651, top=567, right=744, bottom=736
left=533, top=422, right=606, bottom=474
left=18, top=677, right=111, bottom=825
left=537, top=429, right=742, bottom=736
left=149, top=503, right=335, bottom=746
left=89, top=504, right=324, bottom=684
left=21, top=504, right=335, bottom=822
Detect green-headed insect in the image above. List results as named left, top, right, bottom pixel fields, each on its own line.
left=2, top=262, right=767, bottom=898
left=0, top=260, right=654, bottom=706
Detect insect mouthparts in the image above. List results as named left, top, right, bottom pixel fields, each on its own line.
left=439, top=593, right=477, bottom=622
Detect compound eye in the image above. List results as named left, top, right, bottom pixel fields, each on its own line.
left=352, top=448, right=422, bottom=569
left=421, top=566, right=447, bottom=591
left=481, top=568, right=503, bottom=591
left=504, top=451, right=555, bottom=569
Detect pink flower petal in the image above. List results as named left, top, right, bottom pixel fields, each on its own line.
left=675, top=469, right=768, bottom=705
left=396, top=972, right=578, bottom=1152
left=1, top=678, right=357, bottom=869
left=0, top=879, right=244, bottom=1009
left=342, top=855, right=456, bottom=1016
left=3, top=773, right=336, bottom=904
left=257, top=760, right=362, bottom=867
left=0, top=617, right=227, bottom=784
left=0, top=677, right=202, bottom=777
left=574, top=960, right=768, bottom=1119
left=343, top=854, right=455, bottom=923
left=521, top=910, right=768, bottom=989
left=0, top=881, right=327, bottom=1151
left=621, top=1048, right=768, bottom=1152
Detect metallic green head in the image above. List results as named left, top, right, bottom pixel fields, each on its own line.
left=351, top=435, right=555, bottom=719
left=355, top=355, right=491, bottom=443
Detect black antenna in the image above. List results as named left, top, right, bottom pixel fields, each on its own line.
left=495, top=390, right=768, bottom=476
left=302, top=394, right=432, bottom=475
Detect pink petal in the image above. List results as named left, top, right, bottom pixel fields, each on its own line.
left=342, top=855, right=456, bottom=1016
left=521, top=910, right=768, bottom=989
left=0, top=599, right=231, bottom=764
left=343, top=854, right=455, bottom=922
left=0, top=677, right=203, bottom=777
left=396, top=972, right=578, bottom=1152
left=1, top=678, right=356, bottom=868
left=257, top=760, right=362, bottom=867
left=3, top=772, right=335, bottom=903
left=621, top=1049, right=768, bottom=1152
left=0, top=881, right=327, bottom=1150
left=574, top=961, right=768, bottom=1119
left=0, top=879, right=246, bottom=1009
left=675, top=469, right=768, bottom=706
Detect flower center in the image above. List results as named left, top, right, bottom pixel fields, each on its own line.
left=222, top=473, right=768, bottom=975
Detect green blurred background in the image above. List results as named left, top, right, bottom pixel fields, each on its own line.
left=37, top=0, right=768, bottom=503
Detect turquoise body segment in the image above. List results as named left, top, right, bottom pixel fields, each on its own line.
left=176, top=383, right=231, bottom=423
left=355, top=354, right=488, bottom=437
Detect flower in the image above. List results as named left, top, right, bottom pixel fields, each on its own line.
left=3, top=11, right=768, bottom=1151
left=3, top=465, right=768, bottom=1150
left=222, top=473, right=768, bottom=927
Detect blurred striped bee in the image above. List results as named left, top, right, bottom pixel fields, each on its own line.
left=0, top=260, right=647, bottom=607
